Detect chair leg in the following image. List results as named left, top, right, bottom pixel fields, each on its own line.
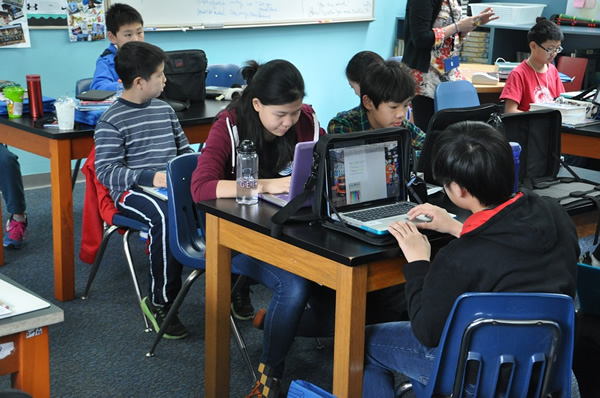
left=397, top=382, right=413, bottom=397
left=72, top=158, right=82, bottom=190
left=146, top=269, right=204, bottom=357
left=231, top=314, right=257, bottom=382
left=122, top=229, right=151, bottom=332
left=81, top=225, right=120, bottom=299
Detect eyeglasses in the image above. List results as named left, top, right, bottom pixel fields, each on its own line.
left=537, top=43, right=563, bottom=54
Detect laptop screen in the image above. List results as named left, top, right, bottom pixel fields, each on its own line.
left=325, top=134, right=405, bottom=213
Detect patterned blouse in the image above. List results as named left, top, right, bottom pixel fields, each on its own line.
left=413, top=0, right=465, bottom=100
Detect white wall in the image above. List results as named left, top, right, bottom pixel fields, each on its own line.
left=0, top=0, right=405, bottom=176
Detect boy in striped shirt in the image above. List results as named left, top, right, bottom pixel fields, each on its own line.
left=94, top=41, right=193, bottom=339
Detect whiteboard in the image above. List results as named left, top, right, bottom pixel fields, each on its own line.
left=106, top=0, right=374, bottom=30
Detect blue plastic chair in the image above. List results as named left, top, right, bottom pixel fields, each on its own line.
left=145, top=153, right=256, bottom=380
left=288, top=380, right=336, bottom=397
left=434, top=80, right=480, bottom=112
left=205, top=63, right=245, bottom=87
left=405, top=292, right=575, bottom=398
left=576, top=263, right=600, bottom=316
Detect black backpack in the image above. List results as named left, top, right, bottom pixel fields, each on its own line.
left=161, top=49, right=207, bottom=111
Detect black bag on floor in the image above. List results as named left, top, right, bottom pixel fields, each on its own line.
left=500, top=109, right=600, bottom=244
left=270, top=127, right=422, bottom=245
left=161, top=49, right=207, bottom=111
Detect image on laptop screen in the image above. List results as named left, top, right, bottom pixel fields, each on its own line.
left=326, top=138, right=403, bottom=212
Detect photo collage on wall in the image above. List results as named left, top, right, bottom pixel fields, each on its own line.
left=0, top=0, right=30, bottom=48
left=67, top=0, right=105, bottom=42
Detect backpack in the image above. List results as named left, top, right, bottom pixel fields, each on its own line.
left=271, top=128, right=421, bottom=245
left=161, top=49, right=207, bottom=110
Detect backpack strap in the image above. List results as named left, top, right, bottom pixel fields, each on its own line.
left=270, top=152, right=320, bottom=237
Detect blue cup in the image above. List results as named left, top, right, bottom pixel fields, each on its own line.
left=509, top=142, right=521, bottom=193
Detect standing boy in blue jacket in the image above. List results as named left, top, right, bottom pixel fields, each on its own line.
left=91, top=3, right=144, bottom=91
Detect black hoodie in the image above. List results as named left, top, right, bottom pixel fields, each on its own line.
left=403, top=190, right=579, bottom=348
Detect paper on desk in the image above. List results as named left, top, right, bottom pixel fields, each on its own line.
left=0, top=279, right=50, bottom=319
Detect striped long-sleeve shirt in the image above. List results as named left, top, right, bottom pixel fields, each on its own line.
left=94, top=97, right=193, bottom=202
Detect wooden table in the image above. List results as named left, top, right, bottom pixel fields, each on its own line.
left=561, top=122, right=600, bottom=160
left=0, top=273, right=64, bottom=398
left=0, top=100, right=225, bottom=301
left=198, top=199, right=451, bottom=397
left=461, top=63, right=505, bottom=95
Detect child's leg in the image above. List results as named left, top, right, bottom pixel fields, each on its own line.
left=117, top=191, right=182, bottom=305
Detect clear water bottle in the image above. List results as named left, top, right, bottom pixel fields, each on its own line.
left=236, top=140, right=259, bottom=205
left=509, top=142, right=521, bottom=193
left=116, top=79, right=124, bottom=97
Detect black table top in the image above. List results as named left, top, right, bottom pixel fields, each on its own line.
left=197, top=196, right=455, bottom=267
left=563, top=121, right=600, bottom=137
left=0, top=99, right=226, bottom=140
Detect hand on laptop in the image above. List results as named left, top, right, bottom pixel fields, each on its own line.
left=407, top=203, right=463, bottom=238
left=388, top=221, right=431, bottom=263
left=259, top=176, right=291, bottom=194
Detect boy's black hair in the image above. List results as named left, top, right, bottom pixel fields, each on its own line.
left=345, top=51, right=384, bottom=85
left=114, top=42, right=167, bottom=89
left=106, top=3, right=143, bottom=35
left=432, top=121, right=514, bottom=207
left=527, top=17, right=563, bottom=45
left=360, top=60, right=416, bottom=109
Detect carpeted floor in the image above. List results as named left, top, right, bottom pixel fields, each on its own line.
left=0, top=183, right=335, bottom=397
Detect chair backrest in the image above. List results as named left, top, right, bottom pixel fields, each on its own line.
left=576, top=262, right=600, bottom=316
left=434, top=80, right=480, bottom=112
left=557, top=56, right=588, bottom=92
left=413, top=292, right=575, bottom=398
left=75, top=78, right=93, bottom=95
left=418, top=103, right=501, bottom=183
left=166, top=153, right=205, bottom=268
left=205, top=64, right=244, bottom=87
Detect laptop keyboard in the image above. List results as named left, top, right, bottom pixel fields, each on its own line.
left=344, top=202, right=415, bottom=222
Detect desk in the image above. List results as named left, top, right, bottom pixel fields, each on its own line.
left=0, top=273, right=64, bottom=398
left=561, top=123, right=600, bottom=160
left=461, top=63, right=505, bottom=94
left=198, top=200, right=451, bottom=397
left=0, top=100, right=224, bottom=301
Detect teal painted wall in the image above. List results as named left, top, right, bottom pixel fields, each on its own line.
left=0, top=0, right=403, bottom=176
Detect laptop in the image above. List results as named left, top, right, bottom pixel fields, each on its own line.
left=260, top=141, right=316, bottom=207
left=325, top=133, right=429, bottom=235
left=577, top=263, right=600, bottom=316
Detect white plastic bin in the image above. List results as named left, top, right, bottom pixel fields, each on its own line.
left=470, top=3, right=546, bottom=26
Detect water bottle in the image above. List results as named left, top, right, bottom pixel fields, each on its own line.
left=116, top=79, right=124, bottom=97
left=509, top=142, right=521, bottom=193
left=236, top=140, right=258, bottom=205
left=26, top=74, right=44, bottom=119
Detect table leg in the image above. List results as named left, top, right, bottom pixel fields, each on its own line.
left=49, top=139, right=75, bottom=301
left=7, top=327, right=51, bottom=398
left=333, top=264, right=368, bottom=398
left=205, top=214, right=232, bottom=397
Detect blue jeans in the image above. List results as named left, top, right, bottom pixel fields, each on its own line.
left=231, top=254, right=334, bottom=379
left=0, top=144, right=26, bottom=215
left=363, top=321, right=437, bottom=398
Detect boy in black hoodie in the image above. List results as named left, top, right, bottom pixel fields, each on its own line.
left=361, top=121, right=579, bottom=397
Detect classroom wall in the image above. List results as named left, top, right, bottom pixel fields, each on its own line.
left=0, top=0, right=403, bottom=177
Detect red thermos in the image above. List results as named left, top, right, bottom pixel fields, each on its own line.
left=26, top=74, right=43, bottom=119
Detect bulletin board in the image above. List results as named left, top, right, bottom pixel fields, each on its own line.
left=566, top=0, right=600, bottom=20
left=106, top=0, right=375, bottom=30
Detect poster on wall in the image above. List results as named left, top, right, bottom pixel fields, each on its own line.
left=566, top=0, right=600, bottom=20
left=26, top=0, right=67, bottom=27
left=67, top=0, right=105, bottom=42
left=1, top=0, right=31, bottom=48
